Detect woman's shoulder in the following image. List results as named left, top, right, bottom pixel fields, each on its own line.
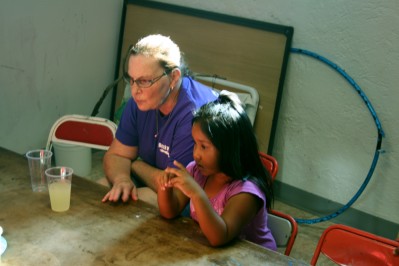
left=181, top=77, right=218, bottom=106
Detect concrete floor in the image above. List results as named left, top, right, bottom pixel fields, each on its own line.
left=273, top=200, right=336, bottom=265
left=85, top=150, right=337, bottom=265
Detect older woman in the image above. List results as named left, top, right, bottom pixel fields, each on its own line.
left=102, top=34, right=217, bottom=203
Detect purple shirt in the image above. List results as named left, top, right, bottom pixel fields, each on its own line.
left=116, top=77, right=218, bottom=169
left=187, top=161, right=277, bottom=251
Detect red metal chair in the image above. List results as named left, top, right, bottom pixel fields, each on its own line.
left=259, top=152, right=298, bottom=256
left=259, top=151, right=278, bottom=181
left=310, top=224, right=399, bottom=265
left=46, top=114, right=117, bottom=151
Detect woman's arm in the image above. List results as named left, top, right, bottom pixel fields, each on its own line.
left=102, top=139, right=138, bottom=202
left=131, top=159, right=165, bottom=191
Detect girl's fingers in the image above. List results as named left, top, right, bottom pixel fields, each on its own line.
left=158, top=173, right=168, bottom=190
left=173, top=160, right=185, bottom=170
left=159, top=170, right=176, bottom=190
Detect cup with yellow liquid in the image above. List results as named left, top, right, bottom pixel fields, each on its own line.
left=45, top=167, right=73, bottom=212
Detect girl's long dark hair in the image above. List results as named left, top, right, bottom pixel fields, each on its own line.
left=192, top=91, right=274, bottom=209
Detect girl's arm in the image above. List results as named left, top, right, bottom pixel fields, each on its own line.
left=165, top=161, right=261, bottom=246
left=191, top=192, right=261, bottom=246
left=157, top=171, right=189, bottom=219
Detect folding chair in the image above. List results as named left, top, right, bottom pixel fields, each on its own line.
left=46, top=114, right=117, bottom=151
left=258, top=152, right=298, bottom=256
left=268, top=209, right=298, bottom=256
left=195, top=76, right=259, bottom=126
left=310, top=224, right=399, bottom=265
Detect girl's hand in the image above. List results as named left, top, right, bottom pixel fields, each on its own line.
left=164, top=160, right=200, bottom=198
left=157, top=170, right=174, bottom=191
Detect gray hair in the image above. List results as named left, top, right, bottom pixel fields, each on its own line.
left=130, top=34, right=187, bottom=73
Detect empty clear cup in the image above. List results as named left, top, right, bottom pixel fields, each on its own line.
left=26, top=149, right=53, bottom=192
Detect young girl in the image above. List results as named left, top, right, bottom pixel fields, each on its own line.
left=157, top=91, right=276, bottom=250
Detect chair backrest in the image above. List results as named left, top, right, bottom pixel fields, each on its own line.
left=192, top=76, right=260, bottom=126
left=310, top=224, right=399, bottom=266
left=259, top=152, right=298, bottom=255
left=268, top=209, right=298, bottom=256
left=46, top=115, right=117, bottom=151
left=259, top=151, right=278, bottom=181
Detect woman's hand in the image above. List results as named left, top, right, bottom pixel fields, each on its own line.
left=102, top=139, right=139, bottom=203
left=102, top=177, right=138, bottom=202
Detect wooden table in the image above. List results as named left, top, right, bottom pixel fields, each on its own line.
left=0, top=147, right=307, bottom=265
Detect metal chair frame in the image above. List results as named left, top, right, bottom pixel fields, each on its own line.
left=310, top=224, right=399, bottom=265
left=259, top=151, right=278, bottom=181
left=46, top=114, right=117, bottom=151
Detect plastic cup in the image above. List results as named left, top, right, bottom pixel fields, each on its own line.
left=26, top=149, right=53, bottom=192
left=45, top=167, right=73, bottom=212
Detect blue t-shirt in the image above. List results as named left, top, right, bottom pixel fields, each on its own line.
left=116, top=77, right=218, bottom=169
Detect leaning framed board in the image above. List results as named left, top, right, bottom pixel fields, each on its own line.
left=111, top=0, right=294, bottom=154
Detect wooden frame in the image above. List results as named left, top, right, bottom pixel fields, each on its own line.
left=111, top=0, right=294, bottom=154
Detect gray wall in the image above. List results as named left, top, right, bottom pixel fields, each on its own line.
left=0, top=0, right=123, bottom=152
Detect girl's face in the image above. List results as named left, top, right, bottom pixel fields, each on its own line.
left=192, top=122, right=220, bottom=177
left=127, top=54, right=171, bottom=111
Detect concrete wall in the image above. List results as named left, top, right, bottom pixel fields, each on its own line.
left=0, top=0, right=123, bottom=153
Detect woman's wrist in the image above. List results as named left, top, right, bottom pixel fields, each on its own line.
left=113, top=175, right=132, bottom=185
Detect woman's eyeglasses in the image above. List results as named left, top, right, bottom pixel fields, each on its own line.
left=124, top=72, right=167, bottom=89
